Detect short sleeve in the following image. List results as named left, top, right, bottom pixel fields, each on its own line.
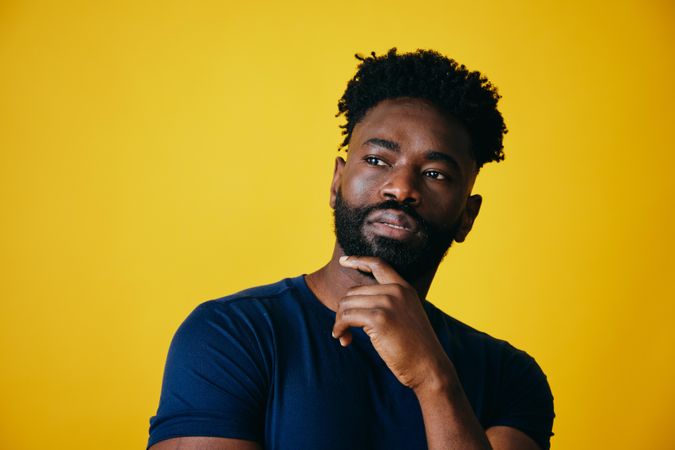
left=488, top=349, right=555, bottom=450
left=147, top=300, right=272, bottom=448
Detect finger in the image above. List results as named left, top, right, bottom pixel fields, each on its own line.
left=339, top=255, right=408, bottom=286
left=333, top=307, right=385, bottom=340
left=333, top=296, right=386, bottom=348
left=338, top=294, right=391, bottom=310
left=332, top=328, right=353, bottom=347
left=334, top=296, right=382, bottom=346
left=344, top=283, right=406, bottom=298
left=340, top=332, right=352, bottom=347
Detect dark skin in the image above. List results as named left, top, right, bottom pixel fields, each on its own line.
left=150, top=98, right=540, bottom=450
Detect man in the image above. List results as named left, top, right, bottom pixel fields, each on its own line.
left=148, top=48, right=555, bottom=450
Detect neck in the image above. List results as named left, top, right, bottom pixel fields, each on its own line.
left=305, top=243, right=437, bottom=312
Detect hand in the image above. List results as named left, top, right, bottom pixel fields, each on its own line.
left=332, top=255, right=453, bottom=391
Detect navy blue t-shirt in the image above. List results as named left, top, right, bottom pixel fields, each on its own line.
left=148, top=276, right=554, bottom=449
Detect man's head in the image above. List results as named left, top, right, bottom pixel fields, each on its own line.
left=330, top=49, right=507, bottom=279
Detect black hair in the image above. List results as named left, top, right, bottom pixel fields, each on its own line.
left=337, top=48, right=507, bottom=168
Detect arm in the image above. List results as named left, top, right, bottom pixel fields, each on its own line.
left=414, top=364, right=541, bottom=450
left=486, top=427, right=542, bottom=450
left=333, top=256, right=545, bottom=450
left=149, top=437, right=262, bottom=450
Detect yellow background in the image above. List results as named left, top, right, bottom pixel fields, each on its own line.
left=1, top=1, right=674, bottom=449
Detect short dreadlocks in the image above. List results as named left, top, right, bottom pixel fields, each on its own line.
left=337, top=48, right=507, bottom=168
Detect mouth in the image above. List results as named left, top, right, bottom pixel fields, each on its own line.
left=365, top=209, right=420, bottom=239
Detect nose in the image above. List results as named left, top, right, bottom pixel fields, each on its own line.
left=380, top=166, right=421, bottom=205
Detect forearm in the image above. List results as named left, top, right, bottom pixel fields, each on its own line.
left=414, top=360, right=492, bottom=450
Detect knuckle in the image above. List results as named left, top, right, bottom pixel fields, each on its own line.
left=372, top=308, right=387, bottom=324
left=381, top=295, right=394, bottom=308
left=337, top=297, right=352, bottom=311
left=393, top=283, right=406, bottom=295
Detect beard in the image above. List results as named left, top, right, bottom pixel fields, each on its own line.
left=333, top=189, right=461, bottom=280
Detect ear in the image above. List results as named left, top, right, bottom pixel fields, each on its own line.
left=329, top=156, right=346, bottom=209
left=453, top=194, right=482, bottom=243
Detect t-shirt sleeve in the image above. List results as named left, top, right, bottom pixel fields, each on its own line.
left=147, top=300, right=271, bottom=449
left=488, top=349, right=555, bottom=450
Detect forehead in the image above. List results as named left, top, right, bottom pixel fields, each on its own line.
left=349, top=98, right=475, bottom=170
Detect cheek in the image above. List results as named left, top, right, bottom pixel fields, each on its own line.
left=342, top=170, right=381, bottom=201
left=421, top=195, right=464, bottom=228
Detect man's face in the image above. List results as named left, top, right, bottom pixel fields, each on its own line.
left=330, top=97, right=482, bottom=279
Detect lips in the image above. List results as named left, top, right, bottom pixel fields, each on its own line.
left=366, top=209, right=419, bottom=234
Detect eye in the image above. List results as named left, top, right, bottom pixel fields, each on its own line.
left=364, top=156, right=387, bottom=166
left=424, top=170, right=447, bottom=180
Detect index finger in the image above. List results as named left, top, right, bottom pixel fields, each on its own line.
left=338, top=255, right=409, bottom=286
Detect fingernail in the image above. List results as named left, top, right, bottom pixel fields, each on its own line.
left=331, top=331, right=336, bottom=338
left=339, top=256, right=349, bottom=262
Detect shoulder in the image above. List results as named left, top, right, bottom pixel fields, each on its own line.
left=160, top=278, right=310, bottom=394
left=147, top=281, right=305, bottom=448
left=423, top=300, right=524, bottom=358
left=186, top=276, right=306, bottom=325
left=423, top=299, right=553, bottom=406
left=202, top=276, right=302, bottom=310
left=171, top=276, right=308, bottom=357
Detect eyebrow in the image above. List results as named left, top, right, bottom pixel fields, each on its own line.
left=425, top=150, right=461, bottom=173
left=365, top=137, right=400, bottom=151
left=364, top=137, right=462, bottom=173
